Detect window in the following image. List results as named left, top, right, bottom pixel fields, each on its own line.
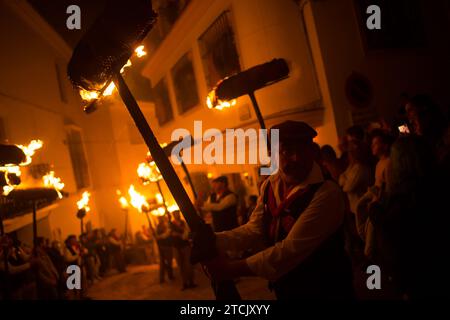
left=199, top=11, right=241, bottom=89
left=144, top=0, right=191, bottom=58
left=153, top=77, right=174, bottom=126
left=66, top=127, right=90, bottom=190
left=171, top=52, right=199, bottom=113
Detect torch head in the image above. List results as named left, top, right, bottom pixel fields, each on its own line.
left=67, top=0, right=157, bottom=92
left=0, top=144, right=27, bottom=166
left=209, top=58, right=289, bottom=106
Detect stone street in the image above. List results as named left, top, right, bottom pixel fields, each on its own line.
left=87, top=264, right=275, bottom=300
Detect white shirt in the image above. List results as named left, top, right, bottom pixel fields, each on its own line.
left=216, top=163, right=345, bottom=281
left=339, top=163, right=372, bottom=213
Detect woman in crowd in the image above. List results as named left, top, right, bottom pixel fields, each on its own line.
left=368, top=136, right=449, bottom=299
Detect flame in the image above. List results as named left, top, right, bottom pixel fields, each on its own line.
left=128, top=185, right=149, bottom=213
left=77, top=191, right=91, bottom=212
left=79, top=89, right=99, bottom=101
left=206, top=90, right=236, bottom=110
left=1, top=139, right=43, bottom=196
left=207, top=172, right=213, bottom=179
left=167, top=203, right=179, bottom=213
left=120, top=59, right=132, bottom=74
left=137, top=161, right=161, bottom=184
left=79, top=59, right=133, bottom=102
left=103, top=82, right=116, bottom=96
left=3, top=185, right=14, bottom=196
left=155, top=193, right=163, bottom=204
left=17, top=140, right=43, bottom=166
left=151, top=207, right=166, bottom=217
left=43, top=171, right=64, bottom=199
left=117, top=190, right=129, bottom=209
left=135, top=45, right=147, bottom=58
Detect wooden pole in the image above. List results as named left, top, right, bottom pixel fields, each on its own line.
left=248, top=91, right=266, bottom=130
left=32, top=201, right=38, bottom=250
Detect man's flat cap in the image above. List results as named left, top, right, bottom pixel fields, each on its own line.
left=212, top=176, right=228, bottom=184
left=270, top=121, right=317, bottom=142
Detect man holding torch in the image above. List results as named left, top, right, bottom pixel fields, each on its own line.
left=194, top=121, right=354, bottom=299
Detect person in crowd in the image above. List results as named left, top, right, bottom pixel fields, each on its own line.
left=93, top=229, right=109, bottom=276
left=107, top=229, right=126, bottom=273
left=46, top=240, right=66, bottom=299
left=135, top=227, right=156, bottom=265
left=193, top=121, right=354, bottom=299
left=155, top=215, right=174, bottom=283
left=339, top=139, right=373, bottom=215
left=170, top=210, right=196, bottom=290
left=339, top=139, right=373, bottom=260
left=63, top=234, right=86, bottom=299
left=356, top=129, right=394, bottom=261
left=405, top=94, right=447, bottom=145
left=320, top=145, right=345, bottom=181
left=0, top=236, right=33, bottom=299
left=368, top=136, right=449, bottom=299
left=34, top=237, right=59, bottom=299
left=338, top=135, right=349, bottom=170
left=197, top=176, right=239, bottom=232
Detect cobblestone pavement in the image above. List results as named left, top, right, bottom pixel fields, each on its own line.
left=87, top=264, right=275, bottom=300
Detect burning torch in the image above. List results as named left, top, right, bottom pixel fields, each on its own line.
left=206, top=58, right=290, bottom=130
left=77, top=191, right=91, bottom=235
left=117, top=190, right=130, bottom=242
left=67, top=0, right=238, bottom=299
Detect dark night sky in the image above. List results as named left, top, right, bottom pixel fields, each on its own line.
left=28, top=0, right=107, bottom=48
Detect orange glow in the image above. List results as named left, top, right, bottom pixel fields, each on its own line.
left=116, top=190, right=129, bottom=209
left=1, top=139, right=43, bottom=196
left=79, top=58, right=133, bottom=102
left=155, top=193, right=163, bottom=204
left=150, top=207, right=166, bottom=217
left=17, top=140, right=43, bottom=166
left=77, top=191, right=91, bottom=212
left=206, top=89, right=236, bottom=110
left=137, top=161, right=162, bottom=184
left=135, top=45, right=147, bottom=58
left=43, top=171, right=65, bottom=199
left=128, top=185, right=149, bottom=213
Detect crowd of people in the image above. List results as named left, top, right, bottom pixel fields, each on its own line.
left=192, top=93, right=449, bottom=300
left=2, top=93, right=449, bottom=300
left=314, top=94, right=449, bottom=299
left=0, top=228, right=128, bottom=300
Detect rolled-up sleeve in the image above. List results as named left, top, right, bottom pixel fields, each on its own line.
left=245, top=181, right=345, bottom=281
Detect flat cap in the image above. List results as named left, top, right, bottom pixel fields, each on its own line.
left=270, top=121, right=317, bottom=143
